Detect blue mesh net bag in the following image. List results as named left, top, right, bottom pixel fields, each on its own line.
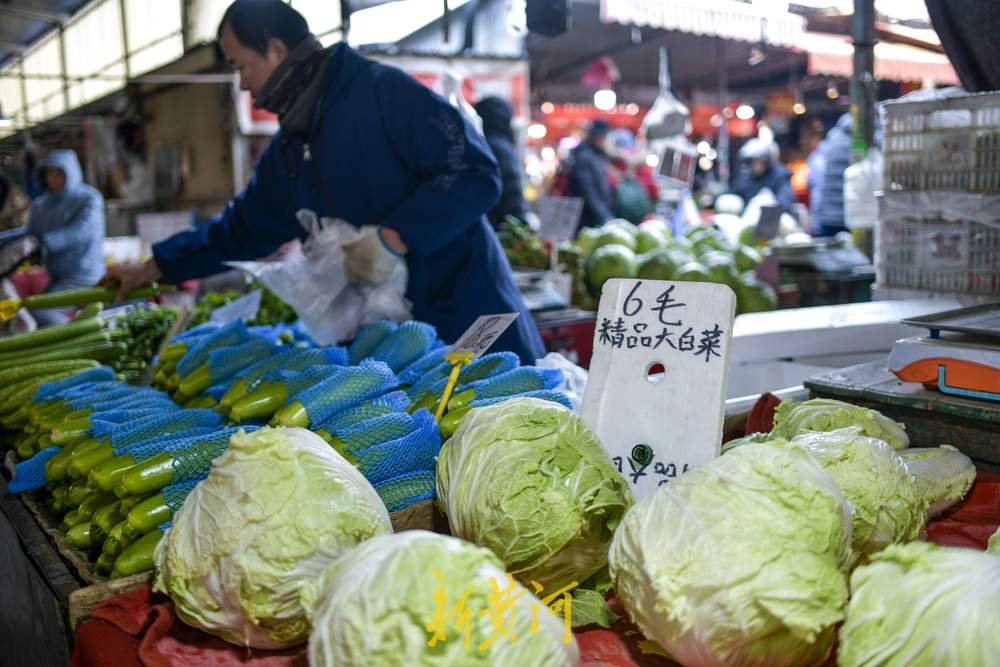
left=162, top=476, right=205, bottom=512
left=373, top=469, right=436, bottom=512
left=64, top=388, right=168, bottom=413
left=81, top=407, right=177, bottom=432
left=176, top=320, right=250, bottom=378
left=8, top=446, right=61, bottom=493
left=168, top=426, right=260, bottom=484
left=368, top=321, right=438, bottom=373
left=414, top=352, right=528, bottom=404
left=313, top=390, right=410, bottom=435
left=406, top=360, right=453, bottom=399
left=457, top=366, right=564, bottom=400
left=348, top=320, right=398, bottom=365
left=331, top=412, right=417, bottom=458
left=93, top=410, right=223, bottom=452
left=470, top=389, right=573, bottom=410
left=203, top=337, right=276, bottom=385
left=58, top=381, right=135, bottom=406
left=397, top=346, right=449, bottom=386
left=32, top=367, right=116, bottom=403
left=261, top=364, right=343, bottom=397
left=172, top=321, right=222, bottom=342
left=80, top=390, right=176, bottom=413
left=230, top=347, right=346, bottom=394
left=287, top=359, right=398, bottom=427
left=351, top=409, right=442, bottom=485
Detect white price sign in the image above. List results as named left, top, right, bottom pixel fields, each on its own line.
left=210, top=289, right=262, bottom=325
left=451, top=313, right=519, bottom=358
left=582, top=279, right=735, bottom=500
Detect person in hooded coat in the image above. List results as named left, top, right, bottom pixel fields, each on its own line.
left=103, top=0, right=544, bottom=364
left=27, top=150, right=106, bottom=325
left=567, top=119, right=615, bottom=229
left=474, top=96, right=529, bottom=228
left=729, top=138, right=796, bottom=212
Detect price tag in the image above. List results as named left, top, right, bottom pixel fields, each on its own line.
left=210, top=289, right=262, bottom=325
left=581, top=279, right=735, bottom=501
left=535, top=196, right=584, bottom=241
left=450, top=313, right=519, bottom=359
left=753, top=205, right=783, bottom=241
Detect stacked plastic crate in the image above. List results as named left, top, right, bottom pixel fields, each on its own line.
left=876, top=89, right=1000, bottom=301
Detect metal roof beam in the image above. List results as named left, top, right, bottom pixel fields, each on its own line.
left=0, top=5, right=71, bottom=24
left=0, top=40, right=29, bottom=53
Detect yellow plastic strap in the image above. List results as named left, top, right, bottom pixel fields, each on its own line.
left=0, top=298, right=22, bottom=322
left=434, top=350, right=475, bottom=422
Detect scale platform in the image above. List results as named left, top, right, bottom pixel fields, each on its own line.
left=889, top=303, right=1000, bottom=401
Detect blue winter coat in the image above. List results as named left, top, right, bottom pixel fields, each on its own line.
left=815, top=113, right=853, bottom=235
left=153, top=44, right=544, bottom=364
left=729, top=163, right=796, bottom=212
left=27, top=150, right=106, bottom=286
left=568, top=142, right=614, bottom=229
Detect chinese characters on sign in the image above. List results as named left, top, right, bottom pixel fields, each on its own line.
left=426, top=570, right=577, bottom=651
left=596, top=283, right=725, bottom=363
left=581, top=279, right=736, bottom=501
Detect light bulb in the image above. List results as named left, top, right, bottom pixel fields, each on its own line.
left=527, top=123, right=548, bottom=139
left=594, top=89, right=617, bottom=111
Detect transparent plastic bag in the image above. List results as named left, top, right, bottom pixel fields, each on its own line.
left=845, top=149, right=883, bottom=230
left=229, top=210, right=411, bottom=346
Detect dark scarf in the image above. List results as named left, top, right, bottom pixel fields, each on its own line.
left=254, top=34, right=328, bottom=134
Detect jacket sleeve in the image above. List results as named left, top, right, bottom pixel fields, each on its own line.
left=773, top=174, right=797, bottom=211
left=572, top=157, right=614, bottom=224
left=152, top=139, right=298, bottom=283
left=37, top=190, right=104, bottom=255
left=374, top=68, right=501, bottom=254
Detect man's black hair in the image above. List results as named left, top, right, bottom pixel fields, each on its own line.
left=218, top=0, right=310, bottom=54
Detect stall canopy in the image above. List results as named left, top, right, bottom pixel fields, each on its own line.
left=600, top=0, right=806, bottom=48
left=799, top=30, right=959, bottom=85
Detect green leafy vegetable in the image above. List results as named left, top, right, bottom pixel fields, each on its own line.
left=772, top=398, right=909, bottom=450
left=154, top=427, right=391, bottom=648
left=609, top=442, right=852, bottom=667
left=897, top=445, right=976, bottom=518
left=570, top=589, right=619, bottom=629
left=307, top=531, right=578, bottom=666
left=839, top=541, right=1000, bottom=667
left=789, top=428, right=926, bottom=565
left=436, top=397, right=633, bottom=593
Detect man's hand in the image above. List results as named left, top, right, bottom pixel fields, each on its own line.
left=100, top=259, right=163, bottom=300
left=343, top=227, right=406, bottom=286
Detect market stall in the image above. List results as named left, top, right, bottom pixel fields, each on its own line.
left=0, top=276, right=996, bottom=667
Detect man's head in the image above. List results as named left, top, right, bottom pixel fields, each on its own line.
left=217, top=0, right=309, bottom=97
left=42, top=167, right=66, bottom=194
left=586, top=119, right=611, bottom=148
left=739, top=138, right=777, bottom=177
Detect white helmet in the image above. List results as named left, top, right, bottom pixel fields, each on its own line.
left=739, top=137, right=778, bottom=163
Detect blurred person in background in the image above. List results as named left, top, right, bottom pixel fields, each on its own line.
left=474, top=96, right=529, bottom=228
left=729, top=138, right=795, bottom=211
left=26, top=150, right=106, bottom=325
left=814, top=113, right=852, bottom=236
left=567, top=119, right=615, bottom=229
left=0, top=173, right=30, bottom=230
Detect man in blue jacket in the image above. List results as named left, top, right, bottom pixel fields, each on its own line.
left=28, top=149, right=106, bottom=325
left=105, top=0, right=544, bottom=364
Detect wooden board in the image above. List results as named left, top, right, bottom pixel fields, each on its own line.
left=806, top=360, right=1000, bottom=469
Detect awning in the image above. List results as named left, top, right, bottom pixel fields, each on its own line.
left=599, top=0, right=806, bottom=48
left=799, top=31, right=960, bottom=85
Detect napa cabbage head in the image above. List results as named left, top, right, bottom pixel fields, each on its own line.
left=436, top=397, right=633, bottom=592
left=988, top=527, right=1000, bottom=554
left=839, top=541, right=1000, bottom=667
left=772, top=398, right=909, bottom=450
left=609, top=442, right=853, bottom=667
left=897, top=445, right=976, bottom=518
left=308, top=531, right=579, bottom=667
left=789, top=428, right=926, bottom=565
left=153, top=427, right=391, bottom=649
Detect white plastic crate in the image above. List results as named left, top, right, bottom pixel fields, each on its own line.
left=876, top=218, right=1000, bottom=295
left=882, top=89, right=1000, bottom=193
